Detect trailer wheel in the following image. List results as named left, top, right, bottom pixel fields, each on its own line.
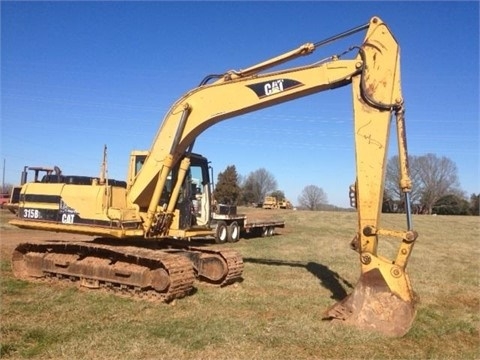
left=267, top=226, right=275, bottom=237
left=261, top=227, right=268, bottom=237
left=227, top=221, right=240, bottom=243
left=215, top=221, right=228, bottom=244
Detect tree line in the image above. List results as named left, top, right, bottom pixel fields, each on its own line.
left=384, top=153, right=479, bottom=215
left=214, top=153, right=479, bottom=215
left=214, top=165, right=328, bottom=210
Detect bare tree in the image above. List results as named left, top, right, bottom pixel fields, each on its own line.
left=417, top=153, right=460, bottom=214
left=298, top=185, right=328, bottom=210
left=241, top=168, right=277, bottom=203
left=385, top=155, right=423, bottom=206
left=385, top=153, right=461, bottom=214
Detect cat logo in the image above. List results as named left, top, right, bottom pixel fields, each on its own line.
left=246, top=78, right=303, bottom=99
left=59, top=199, right=78, bottom=224
left=61, top=213, right=75, bottom=224
left=264, top=79, right=284, bottom=96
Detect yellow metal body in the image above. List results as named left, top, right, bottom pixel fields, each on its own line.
left=262, top=196, right=278, bottom=209
left=263, top=197, right=292, bottom=209
left=11, top=17, right=418, bottom=335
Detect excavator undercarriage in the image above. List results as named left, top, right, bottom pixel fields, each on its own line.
left=12, top=240, right=244, bottom=302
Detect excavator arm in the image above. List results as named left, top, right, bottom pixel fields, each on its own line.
left=129, top=16, right=417, bottom=336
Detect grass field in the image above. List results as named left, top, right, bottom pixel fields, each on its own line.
left=1, top=208, right=479, bottom=359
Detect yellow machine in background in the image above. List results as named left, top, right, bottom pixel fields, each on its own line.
left=262, top=196, right=293, bottom=209
left=277, top=199, right=293, bottom=209
left=262, top=196, right=278, bottom=209
left=10, top=17, right=417, bottom=337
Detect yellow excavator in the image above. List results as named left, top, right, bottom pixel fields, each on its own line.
left=10, top=16, right=418, bottom=337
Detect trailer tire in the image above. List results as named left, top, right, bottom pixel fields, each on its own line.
left=215, top=221, right=228, bottom=244
left=261, top=227, right=268, bottom=237
left=267, top=226, right=275, bottom=237
left=227, top=221, right=240, bottom=243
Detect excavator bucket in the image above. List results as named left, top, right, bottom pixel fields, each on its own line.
left=324, top=268, right=416, bottom=337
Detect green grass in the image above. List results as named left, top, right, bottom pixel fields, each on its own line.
left=0, top=209, right=479, bottom=359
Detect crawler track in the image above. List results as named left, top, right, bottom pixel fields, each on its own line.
left=186, top=246, right=244, bottom=286
left=12, top=241, right=195, bottom=302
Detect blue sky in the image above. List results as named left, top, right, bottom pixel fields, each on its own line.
left=1, top=1, right=478, bottom=208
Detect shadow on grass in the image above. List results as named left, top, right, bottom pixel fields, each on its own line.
left=243, top=257, right=354, bottom=300
left=88, top=238, right=352, bottom=300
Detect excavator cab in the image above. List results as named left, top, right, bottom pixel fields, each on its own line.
left=128, top=151, right=212, bottom=231
left=176, top=154, right=212, bottom=229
